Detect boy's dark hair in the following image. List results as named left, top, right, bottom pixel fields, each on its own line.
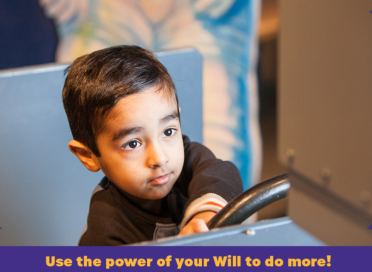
left=62, top=45, right=178, bottom=157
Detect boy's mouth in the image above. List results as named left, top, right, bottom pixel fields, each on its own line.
left=148, top=173, right=170, bottom=185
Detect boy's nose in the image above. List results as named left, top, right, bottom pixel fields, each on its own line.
left=146, top=142, right=169, bottom=169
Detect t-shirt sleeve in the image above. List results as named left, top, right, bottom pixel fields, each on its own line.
left=179, top=135, right=244, bottom=228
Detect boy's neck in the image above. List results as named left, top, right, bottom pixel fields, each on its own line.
left=120, top=188, right=163, bottom=215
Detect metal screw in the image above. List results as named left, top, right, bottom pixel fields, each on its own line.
left=285, top=149, right=295, bottom=164
left=359, top=191, right=371, bottom=206
left=244, top=229, right=256, bottom=236
left=320, top=168, right=331, bottom=185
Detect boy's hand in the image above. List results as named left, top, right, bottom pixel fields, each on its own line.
left=179, top=211, right=216, bottom=236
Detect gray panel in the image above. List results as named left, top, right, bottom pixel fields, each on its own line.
left=0, top=48, right=202, bottom=245
left=288, top=172, right=372, bottom=246
left=139, top=217, right=324, bottom=246
left=278, top=0, right=372, bottom=244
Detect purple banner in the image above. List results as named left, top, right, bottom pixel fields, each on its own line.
left=0, top=246, right=371, bottom=271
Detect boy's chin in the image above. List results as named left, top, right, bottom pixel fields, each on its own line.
left=129, top=187, right=172, bottom=201
left=145, top=187, right=172, bottom=200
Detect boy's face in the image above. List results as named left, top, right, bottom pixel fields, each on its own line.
left=92, top=87, right=184, bottom=201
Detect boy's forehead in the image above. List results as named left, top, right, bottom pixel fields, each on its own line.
left=116, top=88, right=177, bottom=113
left=102, top=88, right=178, bottom=130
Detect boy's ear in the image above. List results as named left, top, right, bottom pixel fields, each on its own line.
left=68, top=140, right=101, bottom=172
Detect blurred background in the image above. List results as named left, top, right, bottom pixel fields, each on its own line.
left=256, top=0, right=286, bottom=220
left=0, top=0, right=285, bottom=221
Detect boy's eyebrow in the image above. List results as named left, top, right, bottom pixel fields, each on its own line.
left=112, top=127, right=143, bottom=141
left=111, top=110, right=179, bottom=141
left=159, top=110, right=179, bottom=124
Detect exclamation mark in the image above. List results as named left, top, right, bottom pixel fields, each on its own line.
left=327, top=255, right=331, bottom=267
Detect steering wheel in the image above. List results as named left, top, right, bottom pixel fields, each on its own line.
left=207, top=173, right=290, bottom=229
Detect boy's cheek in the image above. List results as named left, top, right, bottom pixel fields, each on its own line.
left=175, top=139, right=185, bottom=167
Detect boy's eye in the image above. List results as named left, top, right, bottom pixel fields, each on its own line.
left=162, top=128, right=176, bottom=138
left=123, top=140, right=141, bottom=150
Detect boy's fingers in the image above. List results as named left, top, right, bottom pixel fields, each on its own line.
left=179, top=219, right=209, bottom=236
left=192, top=219, right=209, bottom=233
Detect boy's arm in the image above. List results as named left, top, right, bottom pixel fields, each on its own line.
left=178, top=135, right=243, bottom=233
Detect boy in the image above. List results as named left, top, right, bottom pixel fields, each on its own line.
left=63, top=45, right=243, bottom=245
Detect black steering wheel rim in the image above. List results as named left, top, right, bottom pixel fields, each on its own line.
left=207, top=173, right=290, bottom=229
